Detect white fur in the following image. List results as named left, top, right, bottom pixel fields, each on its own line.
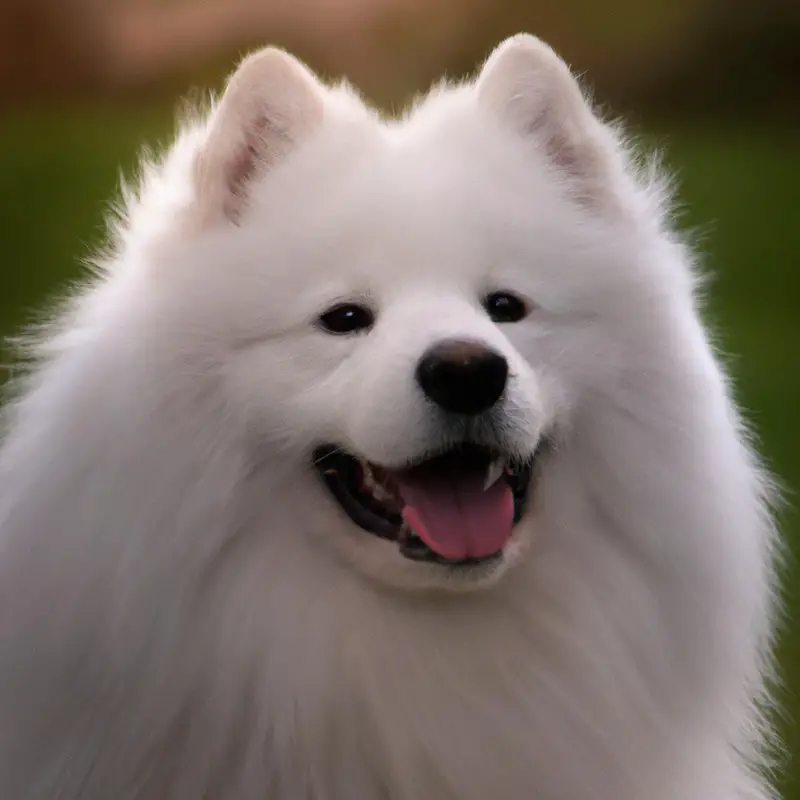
left=0, top=35, right=779, bottom=799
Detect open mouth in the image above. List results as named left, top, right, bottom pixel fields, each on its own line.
left=313, top=441, right=544, bottom=567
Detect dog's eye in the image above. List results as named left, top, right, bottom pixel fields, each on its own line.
left=483, top=292, right=529, bottom=323
left=318, top=303, right=375, bottom=335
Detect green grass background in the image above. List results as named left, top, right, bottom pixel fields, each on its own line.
left=0, top=109, right=797, bottom=796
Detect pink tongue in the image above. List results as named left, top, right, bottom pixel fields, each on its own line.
left=397, top=474, right=514, bottom=561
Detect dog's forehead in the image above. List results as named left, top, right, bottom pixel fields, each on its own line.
left=240, top=111, right=623, bottom=307
left=277, top=144, right=558, bottom=268
left=269, top=106, right=546, bottom=223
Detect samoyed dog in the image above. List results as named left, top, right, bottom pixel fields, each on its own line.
left=0, top=34, right=779, bottom=799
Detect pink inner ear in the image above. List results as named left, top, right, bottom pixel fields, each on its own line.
left=223, top=115, right=268, bottom=222
left=525, top=107, right=583, bottom=177
left=223, top=113, right=294, bottom=223
left=547, top=133, right=581, bottom=173
left=537, top=116, right=605, bottom=207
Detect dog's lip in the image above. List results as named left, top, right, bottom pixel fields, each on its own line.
left=314, top=447, right=402, bottom=541
left=312, top=441, right=545, bottom=565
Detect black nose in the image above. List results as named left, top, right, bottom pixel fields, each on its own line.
left=416, top=339, right=508, bottom=416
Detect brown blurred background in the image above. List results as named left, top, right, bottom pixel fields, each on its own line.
left=1, top=0, right=798, bottom=119
left=0, top=0, right=798, bottom=796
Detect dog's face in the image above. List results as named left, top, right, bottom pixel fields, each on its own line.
left=153, top=37, right=659, bottom=591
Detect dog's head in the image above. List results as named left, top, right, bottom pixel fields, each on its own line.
left=139, top=36, right=674, bottom=591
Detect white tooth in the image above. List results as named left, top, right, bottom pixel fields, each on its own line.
left=362, top=463, right=392, bottom=502
left=373, top=484, right=392, bottom=502
left=483, top=458, right=505, bottom=491
left=362, top=465, right=376, bottom=490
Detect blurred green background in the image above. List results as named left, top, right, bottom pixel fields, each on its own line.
left=0, top=0, right=798, bottom=795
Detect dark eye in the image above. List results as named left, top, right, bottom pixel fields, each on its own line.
left=318, top=303, right=375, bottom=335
left=483, top=291, right=529, bottom=323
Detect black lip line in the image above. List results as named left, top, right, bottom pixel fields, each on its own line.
left=313, top=440, right=547, bottom=561
left=318, top=462, right=400, bottom=540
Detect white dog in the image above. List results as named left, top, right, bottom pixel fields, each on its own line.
left=0, top=34, right=779, bottom=799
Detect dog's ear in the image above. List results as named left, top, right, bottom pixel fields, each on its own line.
left=192, top=47, right=325, bottom=227
left=476, top=34, right=625, bottom=211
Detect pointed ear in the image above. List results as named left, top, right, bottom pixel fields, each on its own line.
left=192, top=47, right=325, bottom=227
left=476, top=34, right=626, bottom=211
